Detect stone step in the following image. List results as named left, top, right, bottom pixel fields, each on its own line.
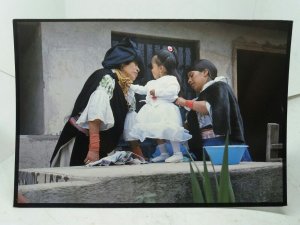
left=18, top=162, right=283, bottom=204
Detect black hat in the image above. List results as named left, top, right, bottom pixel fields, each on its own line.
left=190, top=59, right=217, bottom=79
left=102, top=37, right=144, bottom=76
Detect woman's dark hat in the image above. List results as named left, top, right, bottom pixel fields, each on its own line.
left=102, top=37, right=144, bottom=76
left=189, top=59, right=218, bottom=79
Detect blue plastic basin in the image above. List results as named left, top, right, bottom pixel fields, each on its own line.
left=204, top=145, right=248, bottom=165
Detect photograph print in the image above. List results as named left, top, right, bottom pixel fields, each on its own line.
left=14, top=19, right=291, bottom=206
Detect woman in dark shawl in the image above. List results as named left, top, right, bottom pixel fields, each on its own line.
left=175, top=59, right=252, bottom=161
left=50, top=37, right=145, bottom=167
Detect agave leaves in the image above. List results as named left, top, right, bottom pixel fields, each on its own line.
left=189, top=133, right=235, bottom=203
left=217, top=133, right=235, bottom=202
left=189, top=162, right=204, bottom=203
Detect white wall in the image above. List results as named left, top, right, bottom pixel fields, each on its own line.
left=64, top=0, right=300, bottom=97
left=0, top=0, right=65, bottom=76
left=0, top=0, right=65, bottom=161
left=1, top=0, right=300, bottom=225
left=0, top=71, right=15, bottom=162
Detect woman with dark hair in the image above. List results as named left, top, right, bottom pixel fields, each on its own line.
left=50, top=37, right=145, bottom=167
left=129, top=46, right=191, bottom=163
left=175, top=59, right=252, bottom=161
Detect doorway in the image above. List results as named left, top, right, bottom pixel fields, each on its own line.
left=15, top=22, right=45, bottom=135
left=236, top=49, right=288, bottom=161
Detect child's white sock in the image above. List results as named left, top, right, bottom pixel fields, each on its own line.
left=170, top=141, right=181, bottom=154
left=151, top=143, right=169, bottom=163
left=157, top=143, right=168, bottom=154
left=165, top=141, right=183, bottom=163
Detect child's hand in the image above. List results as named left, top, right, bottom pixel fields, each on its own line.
left=150, top=89, right=156, bottom=97
left=149, top=89, right=157, bottom=100
left=175, top=97, right=186, bottom=107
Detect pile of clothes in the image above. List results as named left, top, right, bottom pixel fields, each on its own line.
left=86, top=149, right=147, bottom=167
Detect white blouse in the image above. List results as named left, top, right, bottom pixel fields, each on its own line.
left=76, top=74, right=136, bottom=131
left=76, top=75, right=115, bottom=131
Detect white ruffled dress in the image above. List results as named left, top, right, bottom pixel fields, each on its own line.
left=123, top=87, right=138, bottom=141
left=129, top=75, right=192, bottom=142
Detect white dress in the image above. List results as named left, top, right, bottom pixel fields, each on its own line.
left=123, top=87, right=138, bottom=141
left=129, top=75, right=192, bottom=142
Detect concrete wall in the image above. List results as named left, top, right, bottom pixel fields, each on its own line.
left=18, top=135, right=58, bottom=169
left=39, top=21, right=288, bottom=134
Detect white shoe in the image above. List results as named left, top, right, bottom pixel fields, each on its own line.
left=151, top=153, right=170, bottom=163
left=165, top=152, right=183, bottom=163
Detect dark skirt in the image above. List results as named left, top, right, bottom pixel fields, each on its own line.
left=50, top=121, right=124, bottom=166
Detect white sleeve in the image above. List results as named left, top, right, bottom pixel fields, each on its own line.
left=130, top=84, right=148, bottom=95
left=76, top=75, right=116, bottom=131
left=205, top=101, right=212, bottom=117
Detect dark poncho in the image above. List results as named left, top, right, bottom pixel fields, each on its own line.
left=187, top=81, right=245, bottom=160
left=50, top=69, right=128, bottom=166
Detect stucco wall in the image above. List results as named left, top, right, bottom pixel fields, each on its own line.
left=40, top=21, right=289, bottom=134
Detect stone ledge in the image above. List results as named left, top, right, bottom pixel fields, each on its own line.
left=18, top=162, right=283, bottom=204
left=18, top=135, right=59, bottom=169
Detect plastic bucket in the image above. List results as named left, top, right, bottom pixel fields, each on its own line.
left=204, top=145, right=248, bottom=165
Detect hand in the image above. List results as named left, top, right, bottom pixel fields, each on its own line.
left=84, top=149, right=99, bottom=164
left=85, top=131, right=100, bottom=164
left=175, top=97, right=186, bottom=107
left=149, top=89, right=155, bottom=97
left=150, top=89, right=157, bottom=100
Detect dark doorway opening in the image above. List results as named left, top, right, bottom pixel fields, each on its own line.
left=15, top=22, right=44, bottom=135
left=237, top=50, right=288, bottom=161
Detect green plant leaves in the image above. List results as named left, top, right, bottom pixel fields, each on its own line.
left=202, top=150, right=214, bottom=203
left=217, top=133, right=235, bottom=203
left=189, top=132, right=235, bottom=203
left=189, top=162, right=204, bottom=203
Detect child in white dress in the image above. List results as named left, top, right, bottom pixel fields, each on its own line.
left=129, top=46, right=192, bottom=163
